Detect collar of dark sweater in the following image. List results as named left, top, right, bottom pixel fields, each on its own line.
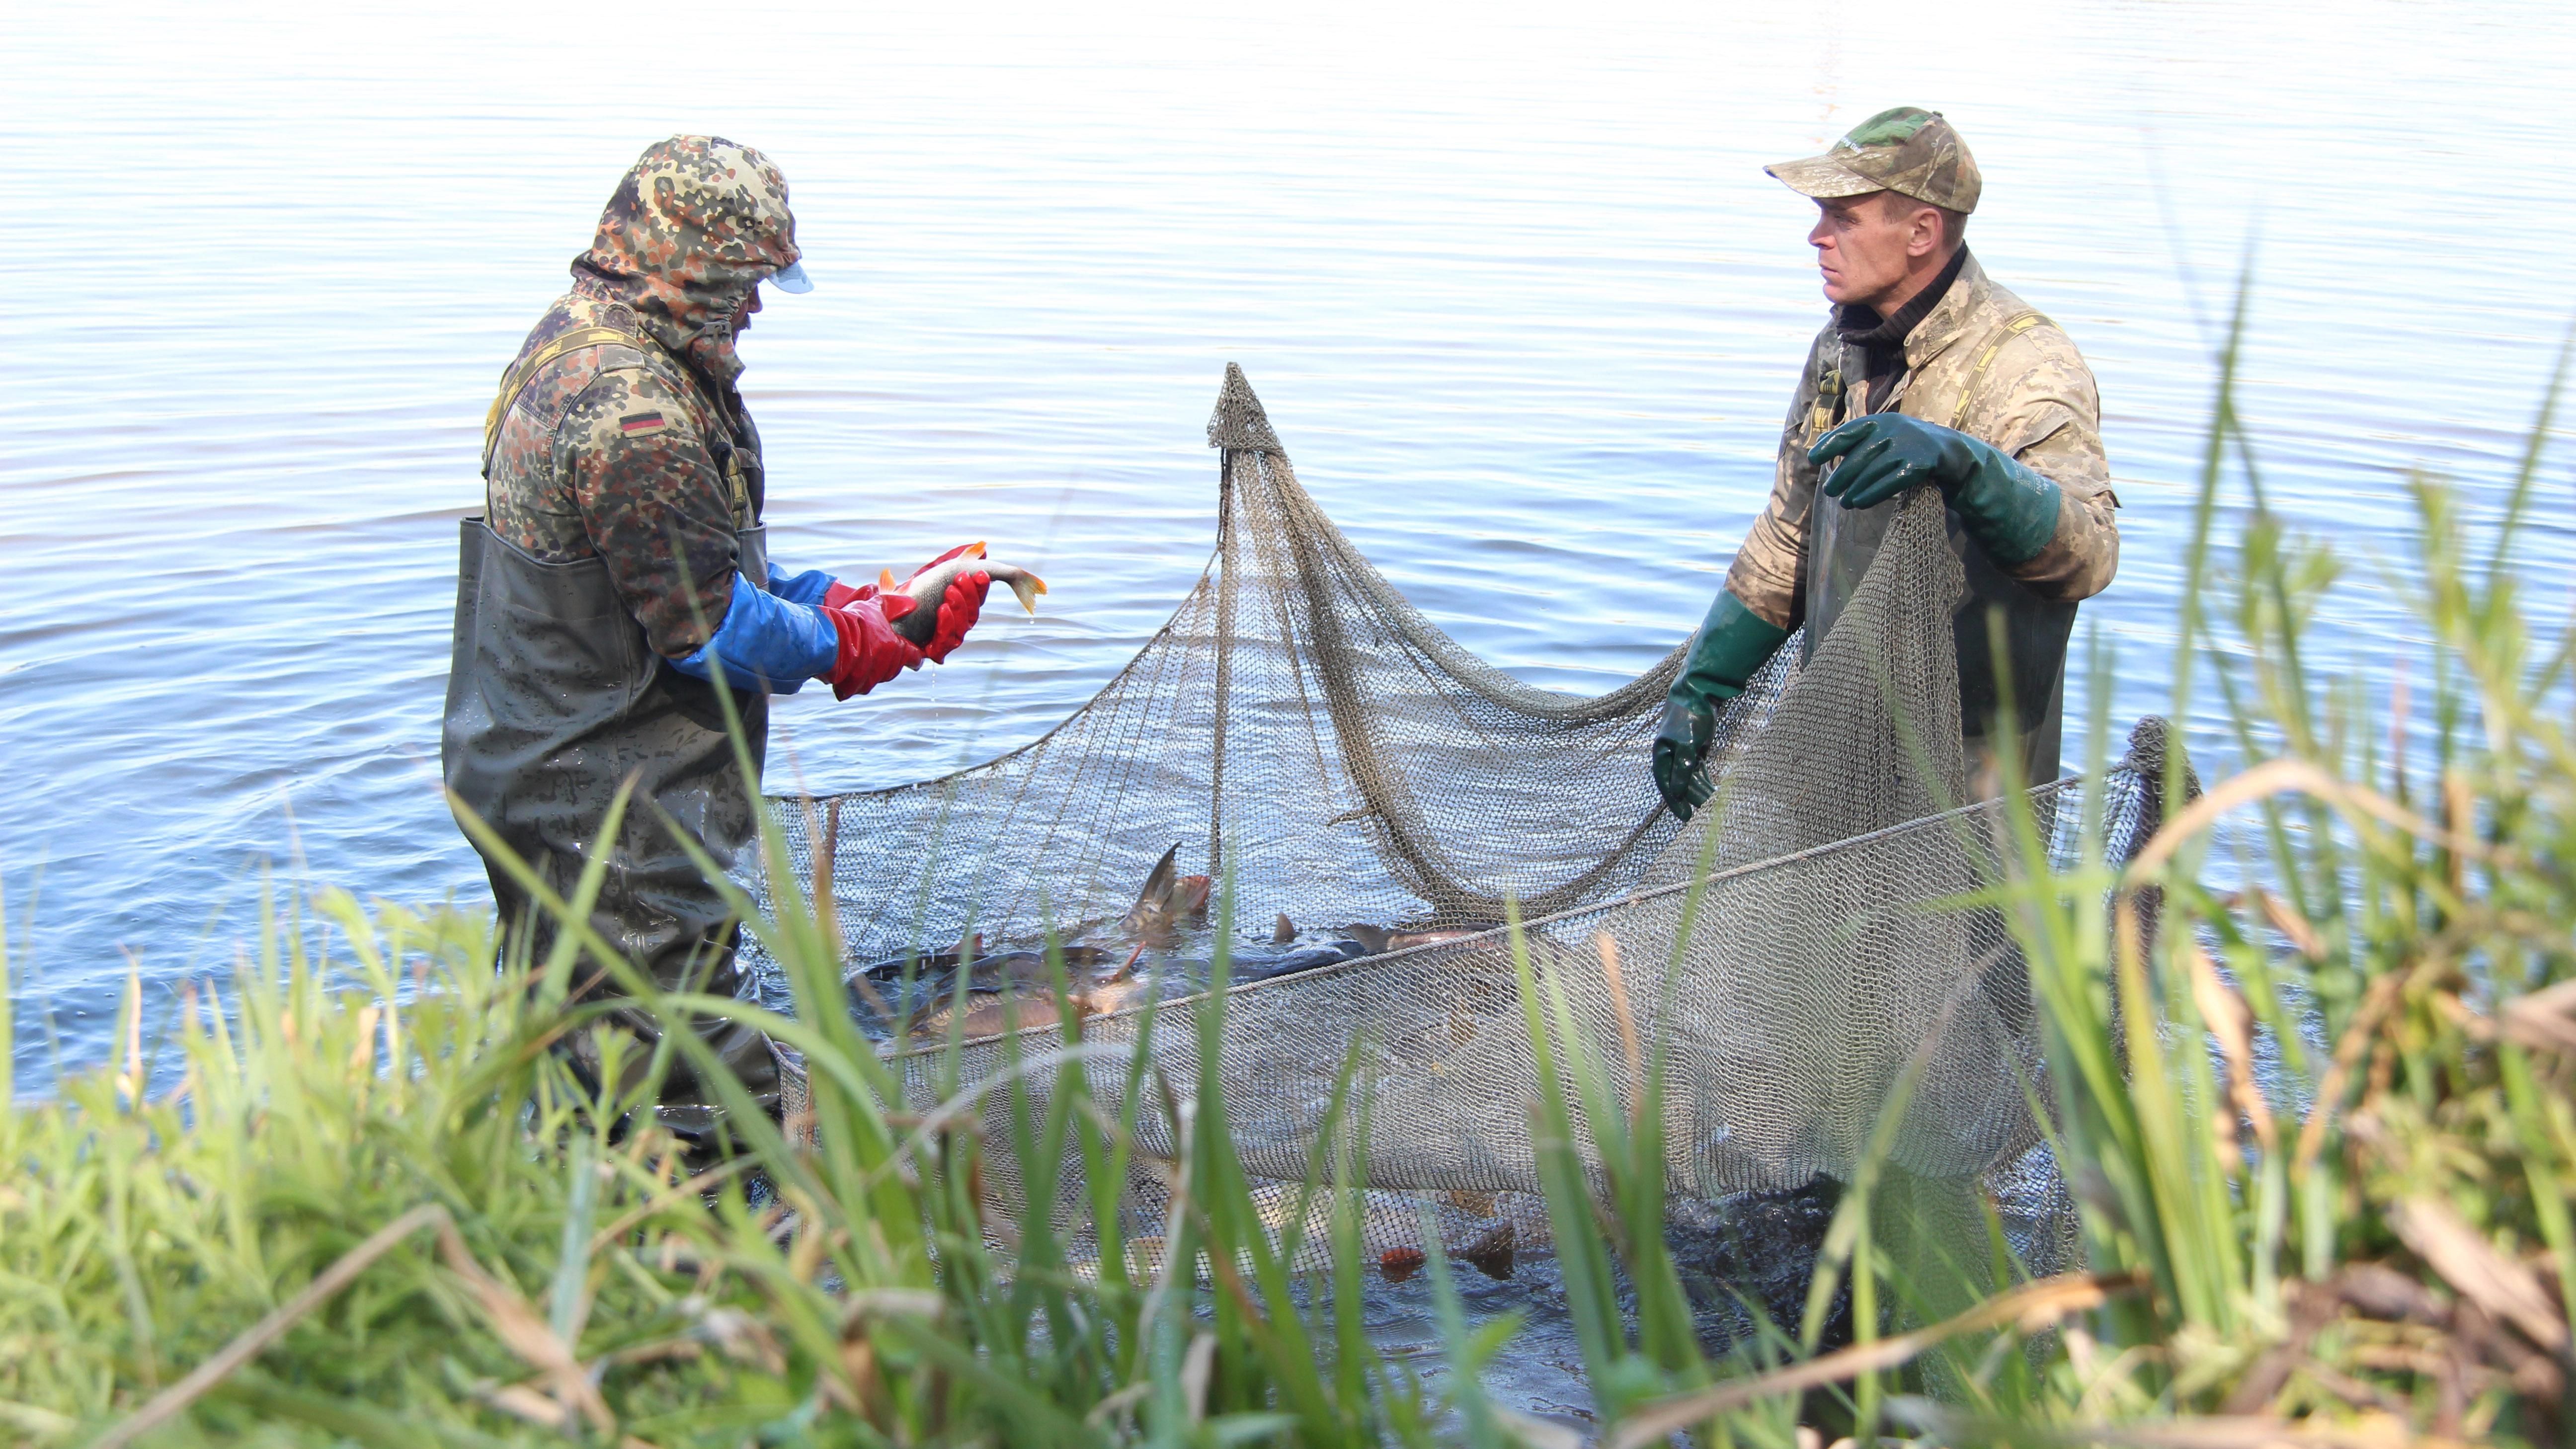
left=1835, top=245, right=1972, bottom=367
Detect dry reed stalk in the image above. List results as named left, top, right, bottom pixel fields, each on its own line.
left=433, top=1217, right=616, bottom=1432
left=1594, top=931, right=1645, bottom=1121
left=2186, top=941, right=2275, bottom=1164
left=2293, top=971, right=2406, bottom=1181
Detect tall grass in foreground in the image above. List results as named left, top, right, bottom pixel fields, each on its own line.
left=6, top=350, right=2576, bottom=1446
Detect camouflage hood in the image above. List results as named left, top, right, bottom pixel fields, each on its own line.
left=570, top=135, right=801, bottom=390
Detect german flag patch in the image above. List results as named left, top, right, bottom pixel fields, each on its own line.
left=618, top=410, right=668, bottom=436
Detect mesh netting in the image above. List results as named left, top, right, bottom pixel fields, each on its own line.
left=747, top=364, right=2169, bottom=1274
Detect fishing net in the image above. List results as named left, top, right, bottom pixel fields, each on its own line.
left=747, top=364, right=2175, bottom=1281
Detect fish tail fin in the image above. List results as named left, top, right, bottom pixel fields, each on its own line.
left=1134, top=843, right=1179, bottom=907
left=1009, top=572, right=1045, bottom=614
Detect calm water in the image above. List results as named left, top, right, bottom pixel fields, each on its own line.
left=7, top=0, right=2572, bottom=1081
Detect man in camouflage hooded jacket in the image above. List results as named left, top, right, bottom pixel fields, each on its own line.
left=1651, top=107, right=2121, bottom=816
left=445, top=136, right=987, bottom=1143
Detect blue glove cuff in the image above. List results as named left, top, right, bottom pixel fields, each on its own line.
left=763, top=561, right=838, bottom=607
left=670, top=571, right=839, bottom=694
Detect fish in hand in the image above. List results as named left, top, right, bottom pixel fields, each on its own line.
left=878, top=542, right=1046, bottom=647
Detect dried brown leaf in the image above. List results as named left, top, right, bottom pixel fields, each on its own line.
left=2188, top=943, right=2274, bottom=1165
left=2501, top=978, right=2576, bottom=1055
left=437, top=1223, right=616, bottom=1432
left=480, top=1382, right=569, bottom=1429
left=2386, top=1197, right=2568, bottom=1353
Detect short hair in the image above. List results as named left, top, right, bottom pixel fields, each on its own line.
left=1878, top=190, right=1967, bottom=251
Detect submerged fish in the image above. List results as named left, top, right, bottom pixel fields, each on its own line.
left=911, top=988, right=1092, bottom=1042
left=1338, top=923, right=1392, bottom=954
left=1245, top=939, right=1370, bottom=982
left=847, top=941, right=1112, bottom=1040
left=878, top=542, right=1046, bottom=647
left=1333, top=922, right=1494, bottom=956
left=1242, top=920, right=1497, bottom=983
left=909, top=965, right=1178, bottom=1040
left=1388, top=926, right=1491, bottom=952
left=1077, top=974, right=1154, bottom=1018
left=849, top=943, right=1111, bottom=989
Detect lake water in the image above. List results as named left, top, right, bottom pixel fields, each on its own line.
left=6, top=0, right=2571, bottom=1090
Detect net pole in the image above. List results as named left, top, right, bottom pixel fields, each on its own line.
left=1207, top=446, right=1239, bottom=877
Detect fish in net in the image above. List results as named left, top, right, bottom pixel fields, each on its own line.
left=745, top=364, right=2175, bottom=1289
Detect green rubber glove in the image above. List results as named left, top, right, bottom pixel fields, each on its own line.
left=1809, top=412, right=2063, bottom=566
left=1652, top=590, right=1791, bottom=819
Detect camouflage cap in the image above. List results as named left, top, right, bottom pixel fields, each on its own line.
left=1766, top=107, right=1981, bottom=214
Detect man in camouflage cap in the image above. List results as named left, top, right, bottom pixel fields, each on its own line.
left=1652, top=106, right=2120, bottom=814
left=445, top=136, right=992, bottom=1150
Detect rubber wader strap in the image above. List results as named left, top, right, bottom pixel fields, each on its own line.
left=722, top=445, right=751, bottom=529
left=479, top=320, right=751, bottom=528
left=1948, top=311, right=2045, bottom=432
left=480, top=324, right=640, bottom=477
left=1808, top=352, right=1846, bottom=443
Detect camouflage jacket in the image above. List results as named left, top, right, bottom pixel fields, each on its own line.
left=482, top=137, right=802, bottom=658
left=1722, top=251, right=2119, bottom=629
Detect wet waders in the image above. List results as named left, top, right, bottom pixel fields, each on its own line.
left=1804, top=314, right=2075, bottom=794
left=443, top=323, right=780, bottom=1150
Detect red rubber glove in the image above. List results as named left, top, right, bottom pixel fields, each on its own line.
left=923, top=569, right=988, bottom=663
left=822, top=595, right=925, bottom=700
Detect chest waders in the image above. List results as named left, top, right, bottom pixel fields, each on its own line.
left=1804, top=312, right=2075, bottom=794
left=443, top=323, right=779, bottom=1143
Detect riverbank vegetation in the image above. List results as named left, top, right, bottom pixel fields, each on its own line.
left=5, top=356, right=2573, bottom=1445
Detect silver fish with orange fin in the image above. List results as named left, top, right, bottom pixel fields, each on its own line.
left=878, top=542, right=1047, bottom=647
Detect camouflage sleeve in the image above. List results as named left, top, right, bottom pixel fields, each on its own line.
left=1971, top=328, right=2119, bottom=603
left=1720, top=330, right=1832, bottom=631
left=557, top=367, right=741, bottom=657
